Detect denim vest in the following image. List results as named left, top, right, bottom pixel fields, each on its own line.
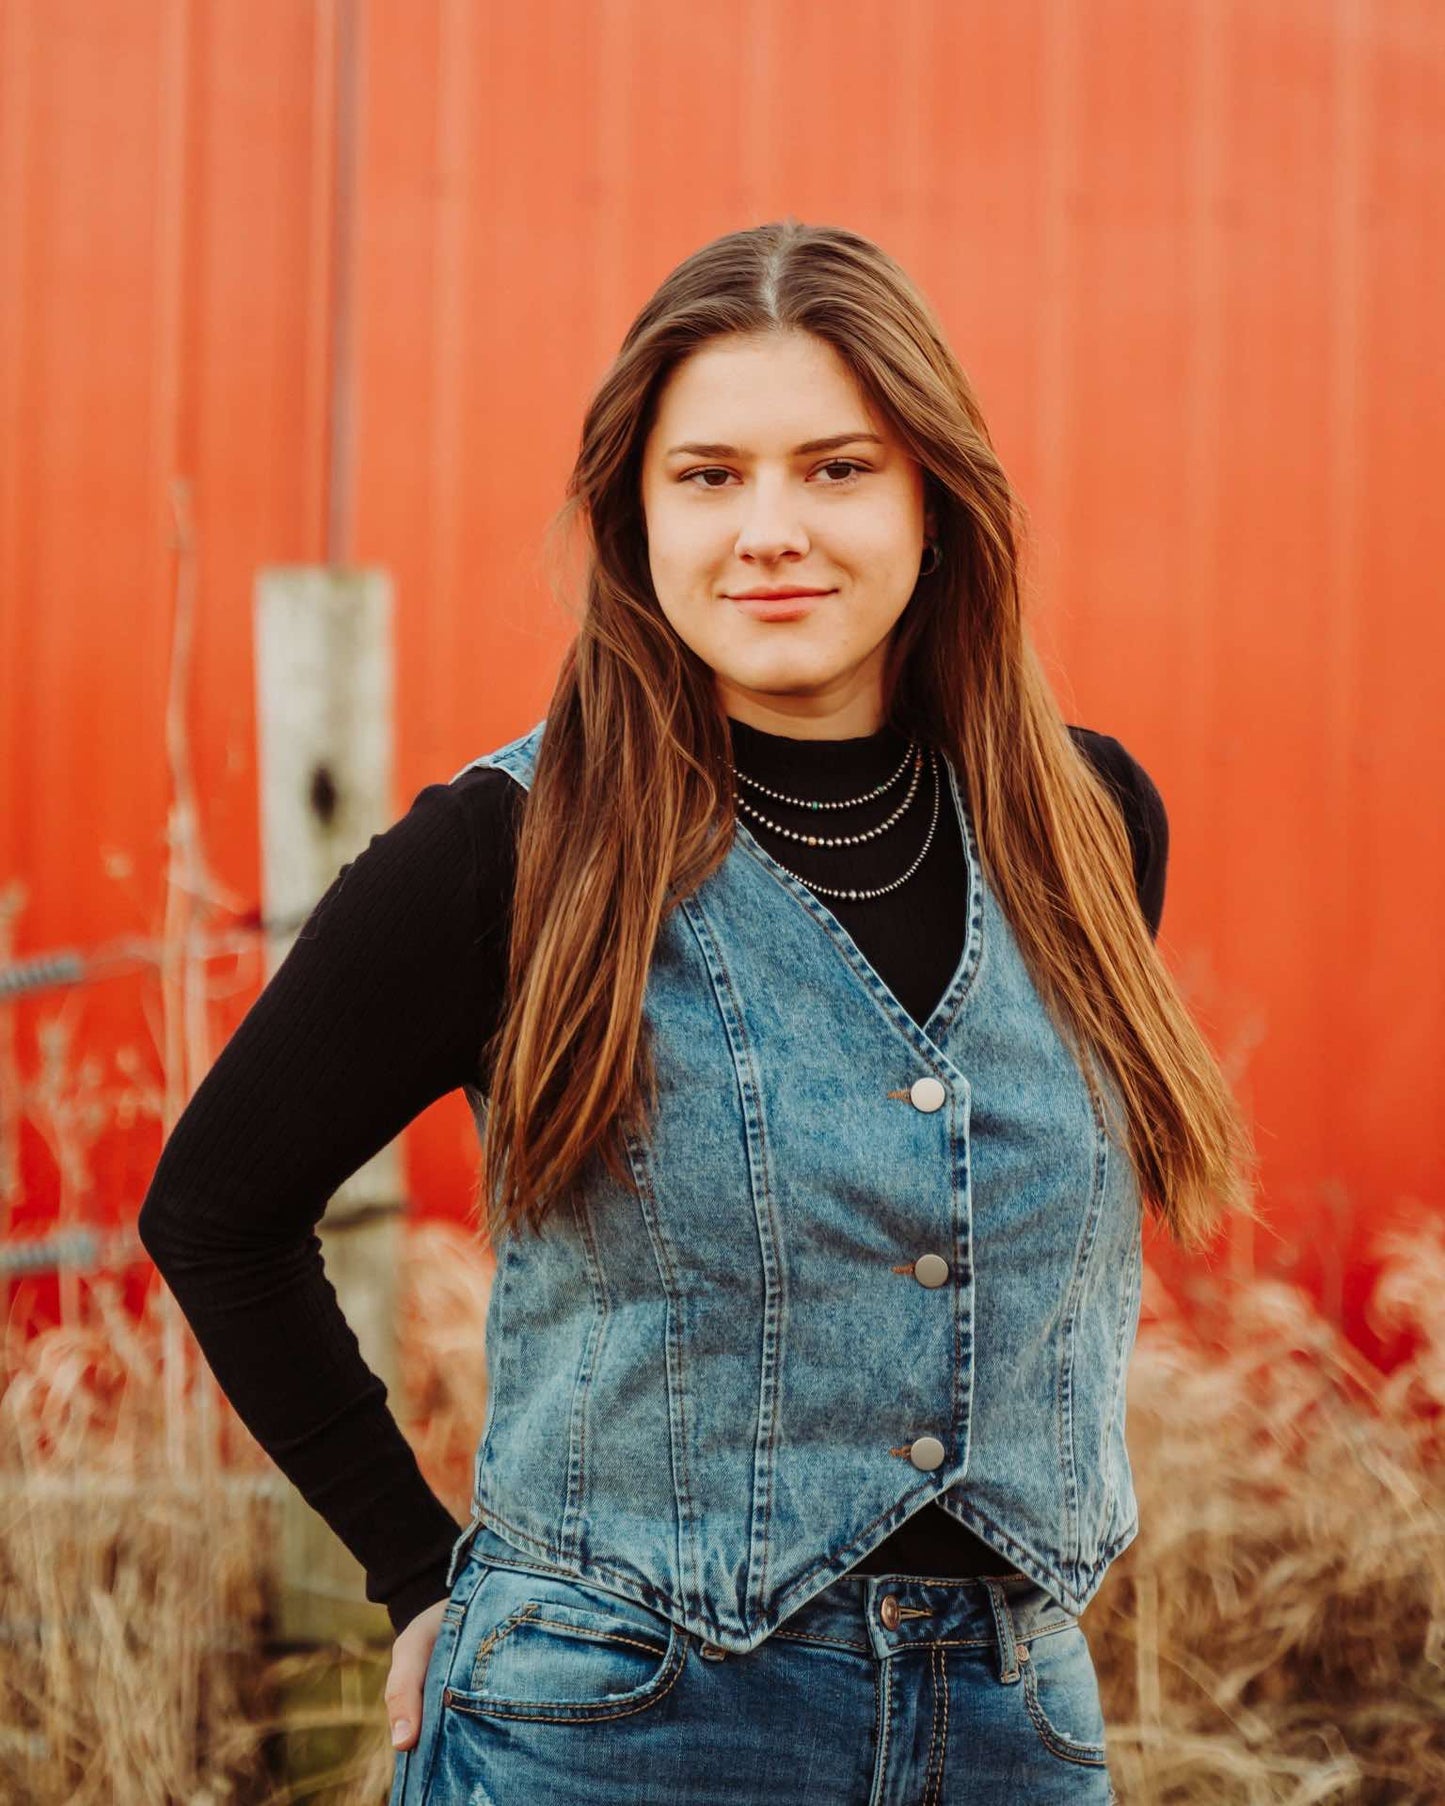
left=448, top=719, right=1144, bottom=1656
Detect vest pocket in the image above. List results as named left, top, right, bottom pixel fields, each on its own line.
left=442, top=1564, right=685, bottom=1723
left=1018, top=1620, right=1110, bottom=1767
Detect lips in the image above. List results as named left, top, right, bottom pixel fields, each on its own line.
left=726, top=585, right=834, bottom=623
left=730, top=594, right=826, bottom=620
left=728, top=588, right=833, bottom=601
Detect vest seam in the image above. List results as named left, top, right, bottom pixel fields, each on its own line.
left=471, top=1232, right=516, bottom=1512
left=622, top=1129, right=704, bottom=1621
left=1100, top=1212, right=1144, bottom=1543
left=678, top=895, right=786, bottom=1622
left=561, top=1191, right=611, bottom=1565
left=1055, top=1086, right=1112, bottom=1590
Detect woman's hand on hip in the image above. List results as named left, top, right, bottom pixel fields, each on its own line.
left=385, top=1597, right=449, bottom=1750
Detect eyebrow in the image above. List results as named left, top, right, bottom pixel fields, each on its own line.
left=664, top=432, right=886, bottom=458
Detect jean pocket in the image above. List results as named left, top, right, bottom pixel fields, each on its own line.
left=1019, top=1620, right=1110, bottom=1767
left=441, top=1563, right=686, bottom=1724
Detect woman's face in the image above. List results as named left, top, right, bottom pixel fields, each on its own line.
left=638, top=330, right=935, bottom=736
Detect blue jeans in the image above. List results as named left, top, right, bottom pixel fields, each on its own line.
left=389, top=1523, right=1117, bottom=1804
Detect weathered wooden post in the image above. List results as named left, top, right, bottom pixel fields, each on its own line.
left=253, top=566, right=400, bottom=1648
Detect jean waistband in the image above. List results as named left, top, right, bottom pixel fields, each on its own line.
left=451, top=1515, right=1075, bottom=1674
left=765, top=1558, right=1074, bottom=1664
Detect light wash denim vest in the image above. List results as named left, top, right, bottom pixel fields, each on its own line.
left=448, top=718, right=1144, bottom=1656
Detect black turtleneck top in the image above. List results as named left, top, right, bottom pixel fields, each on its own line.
left=138, top=715, right=1167, bottom=1633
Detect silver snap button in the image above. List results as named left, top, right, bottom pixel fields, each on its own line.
left=909, top=1075, right=947, bottom=1113
left=908, top=1434, right=946, bottom=1471
left=913, top=1253, right=950, bottom=1288
left=878, top=1593, right=901, bottom=1631
left=698, top=1641, right=728, bottom=1661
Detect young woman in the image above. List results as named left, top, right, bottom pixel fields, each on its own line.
left=140, top=219, right=1255, bottom=1803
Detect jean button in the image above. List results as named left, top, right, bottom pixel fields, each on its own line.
left=909, top=1434, right=946, bottom=1471
left=879, top=1593, right=901, bottom=1631
left=913, top=1253, right=950, bottom=1288
left=698, top=1640, right=728, bottom=1661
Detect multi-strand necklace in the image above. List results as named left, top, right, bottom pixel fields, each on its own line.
left=730, top=739, right=942, bottom=903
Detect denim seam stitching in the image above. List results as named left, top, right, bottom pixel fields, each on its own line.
left=521, top=1616, right=669, bottom=1659
left=678, top=895, right=784, bottom=1621
left=444, top=1626, right=687, bottom=1725
left=1055, top=1083, right=1112, bottom=1590
left=1100, top=1213, right=1144, bottom=1538
left=561, top=1190, right=611, bottom=1565
left=470, top=1235, right=515, bottom=1511
left=867, top=1654, right=895, bottom=1806
left=466, top=1509, right=555, bottom=1560
left=1021, top=1654, right=1108, bottom=1766
left=981, top=1578, right=1019, bottom=1683
left=467, top=1601, right=541, bottom=1691
left=923, top=1641, right=947, bottom=1805
left=622, top=1128, right=703, bottom=1618
left=462, top=1510, right=684, bottom=1621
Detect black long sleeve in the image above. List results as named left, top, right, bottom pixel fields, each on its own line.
left=137, top=722, right=1167, bottom=1632
left=137, top=766, right=525, bottom=1633
left=1068, top=726, right=1170, bottom=939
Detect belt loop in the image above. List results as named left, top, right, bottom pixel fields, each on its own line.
left=980, top=1577, right=1020, bottom=1684
left=445, top=1506, right=485, bottom=1589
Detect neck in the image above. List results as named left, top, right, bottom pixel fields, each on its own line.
left=726, top=710, right=911, bottom=796
left=717, top=686, right=886, bottom=742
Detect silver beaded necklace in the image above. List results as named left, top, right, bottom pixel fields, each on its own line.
left=729, top=743, right=943, bottom=903
left=734, top=739, right=917, bottom=812
left=735, top=748, right=925, bottom=847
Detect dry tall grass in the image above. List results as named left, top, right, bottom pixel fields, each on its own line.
left=0, top=1222, right=489, bottom=1806
left=1087, top=1218, right=1445, bottom=1802
left=2, top=1213, right=1442, bottom=1802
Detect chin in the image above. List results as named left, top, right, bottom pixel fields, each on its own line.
left=720, top=661, right=837, bottom=699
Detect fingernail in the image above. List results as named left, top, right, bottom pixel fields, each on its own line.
left=391, top=1720, right=412, bottom=1747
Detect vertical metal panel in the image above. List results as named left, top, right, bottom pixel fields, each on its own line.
left=0, top=0, right=336, bottom=1245
left=2, top=1, right=1441, bottom=1355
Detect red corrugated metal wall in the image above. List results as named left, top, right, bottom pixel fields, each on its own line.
left=3, top=0, right=1441, bottom=1356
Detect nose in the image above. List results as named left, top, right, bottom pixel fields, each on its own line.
left=733, top=475, right=810, bottom=563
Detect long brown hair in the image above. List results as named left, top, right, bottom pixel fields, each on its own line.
left=478, top=218, right=1258, bottom=1253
